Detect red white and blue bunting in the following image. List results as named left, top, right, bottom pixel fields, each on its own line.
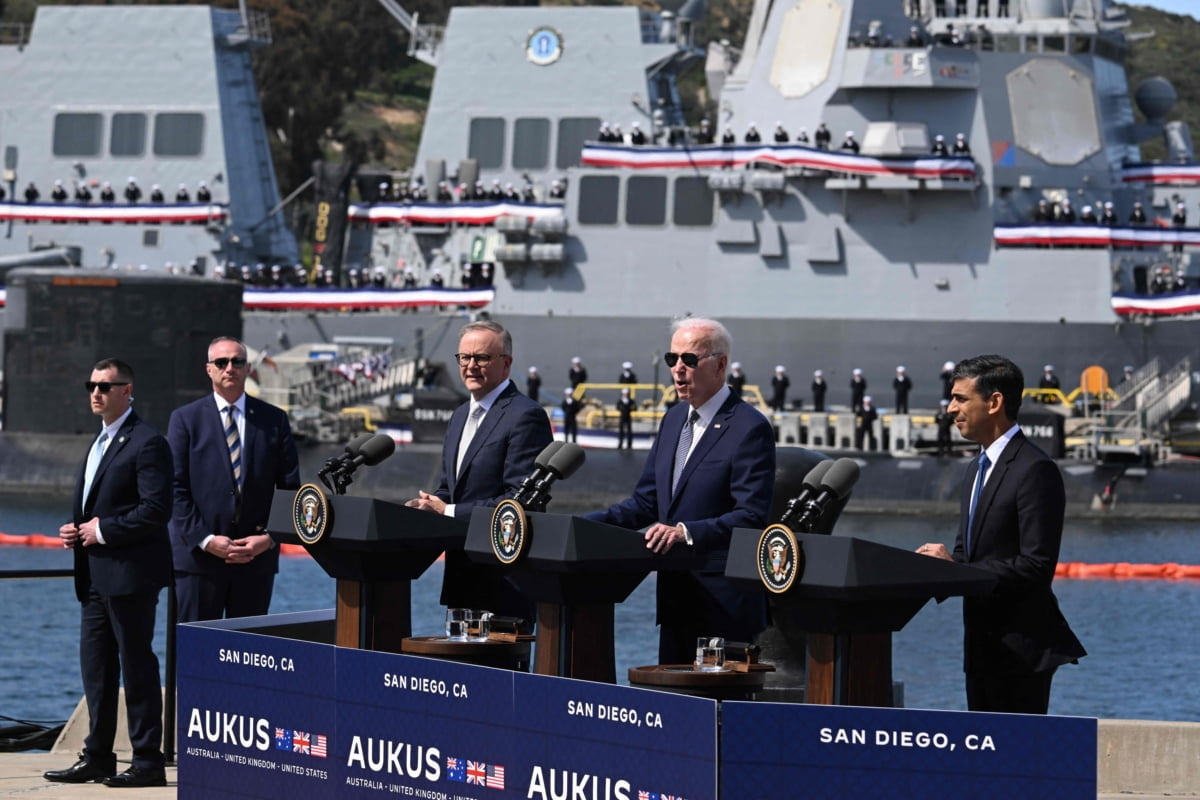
left=994, top=224, right=1200, bottom=248
left=579, top=142, right=978, bottom=179
left=1112, top=293, right=1200, bottom=317
left=0, top=202, right=227, bottom=224
left=241, top=287, right=494, bottom=311
left=1120, top=163, right=1200, bottom=185
left=348, top=203, right=565, bottom=226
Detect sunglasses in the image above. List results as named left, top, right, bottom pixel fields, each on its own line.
left=208, top=357, right=249, bottom=370
left=664, top=352, right=719, bottom=369
left=85, top=381, right=129, bottom=394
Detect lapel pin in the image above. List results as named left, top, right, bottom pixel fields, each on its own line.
left=118, top=436, right=126, bottom=444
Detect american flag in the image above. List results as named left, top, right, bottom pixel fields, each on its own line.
left=486, top=764, right=505, bottom=790
left=292, top=731, right=311, bottom=755
left=466, top=761, right=486, bottom=785
left=446, top=757, right=465, bottom=782
left=274, top=728, right=292, bottom=751
left=311, top=734, right=328, bottom=758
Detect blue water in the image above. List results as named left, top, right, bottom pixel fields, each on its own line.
left=2, top=498, right=1198, bottom=725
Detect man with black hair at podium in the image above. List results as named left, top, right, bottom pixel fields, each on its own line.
left=917, top=354, right=1085, bottom=714
left=406, top=320, right=553, bottom=620
left=584, top=317, right=775, bottom=664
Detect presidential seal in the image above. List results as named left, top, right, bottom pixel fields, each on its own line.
left=490, top=498, right=529, bottom=565
left=525, top=26, right=563, bottom=66
left=292, top=483, right=332, bottom=546
left=757, top=524, right=801, bottom=594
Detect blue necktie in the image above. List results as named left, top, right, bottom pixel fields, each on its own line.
left=966, top=452, right=991, bottom=555
left=672, top=410, right=700, bottom=495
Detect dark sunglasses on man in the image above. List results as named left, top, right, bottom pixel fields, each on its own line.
left=207, top=357, right=248, bottom=370
left=84, top=381, right=130, bottom=394
left=664, top=352, right=719, bottom=369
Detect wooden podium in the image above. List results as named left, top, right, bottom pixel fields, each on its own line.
left=464, top=507, right=702, bottom=683
left=726, top=530, right=997, bottom=706
left=266, top=489, right=466, bottom=653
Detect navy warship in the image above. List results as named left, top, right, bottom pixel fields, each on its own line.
left=2, top=1, right=1200, bottom=412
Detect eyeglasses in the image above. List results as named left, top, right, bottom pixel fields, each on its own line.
left=664, top=352, right=720, bottom=369
left=208, top=357, right=248, bottom=370
left=454, top=353, right=502, bottom=366
left=85, top=381, right=129, bottom=394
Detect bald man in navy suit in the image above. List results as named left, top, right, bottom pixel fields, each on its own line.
left=586, top=317, right=776, bottom=664
left=168, top=336, right=299, bottom=622
left=46, top=358, right=171, bottom=788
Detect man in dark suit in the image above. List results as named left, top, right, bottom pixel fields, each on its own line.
left=168, top=336, right=300, bottom=622
left=585, top=317, right=776, bottom=664
left=46, top=358, right=171, bottom=787
left=406, top=320, right=553, bottom=618
left=918, top=354, right=1085, bottom=714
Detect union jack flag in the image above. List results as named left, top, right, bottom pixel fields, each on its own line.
left=274, top=728, right=292, bottom=751
left=292, top=731, right=311, bottom=755
left=486, top=764, right=505, bottom=790
left=446, top=757, right=465, bottom=782
left=311, top=734, right=328, bottom=758
left=466, top=761, right=486, bottom=785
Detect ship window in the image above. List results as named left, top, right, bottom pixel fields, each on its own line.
left=153, top=113, right=204, bottom=157
left=995, top=35, right=1020, bottom=53
left=52, top=113, right=102, bottom=157
left=673, top=177, right=714, bottom=226
left=469, top=118, right=505, bottom=169
left=578, top=175, right=619, bottom=225
left=110, top=113, right=147, bottom=157
left=1043, top=36, right=1065, bottom=54
left=625, top=176, right=667, bottom=226
left=512, top=118, right=550, bottom=170
left=556, top=117, right=601, bottom=169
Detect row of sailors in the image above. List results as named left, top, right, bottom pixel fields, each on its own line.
left=6, top=178, right=213, bottom=204
left=1149, top=266, right=1190, bottom=295
left=210, top=261, right=484, bottom=291
left=601, top=120, right=971, bottom=156
left=368, top=179, right=565, bottom=205
left=1031, top=199, right=1188, bottom=226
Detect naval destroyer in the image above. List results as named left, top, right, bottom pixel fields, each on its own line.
left=3, top=1, right=1200, bottom=411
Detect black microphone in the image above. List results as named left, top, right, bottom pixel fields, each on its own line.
left=791, top=457, right=860, bottom=533
left=318, top=432, right=375, bottom=490
left=514, top=442, right=586, bottom=510
left=777, top=459, right=834, bottom=528
left=344, top=433, right=396, bottom=470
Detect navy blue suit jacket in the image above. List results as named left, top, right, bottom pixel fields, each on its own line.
left=72, top=411, right=173, bottom=603
left=435, top=380, right=552, bottom=610
left=586, top=393, right=775, bottom=639
left=953, top=431, right=1086, bottom=674
left=167, top=394, right=300, bottom=577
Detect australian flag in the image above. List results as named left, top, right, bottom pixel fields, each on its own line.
left=446, top=757, right=466, bottom=782
left=274, top=728, right=293, bottom=751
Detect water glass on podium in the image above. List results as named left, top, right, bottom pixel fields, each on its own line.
left=446, top=608, right=470, bottom=640
left=467, top=611, right=492, bottom=642
left=694, top=637, right=725, bottom=671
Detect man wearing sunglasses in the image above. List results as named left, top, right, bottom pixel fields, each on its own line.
left=406, top=320, right=552, bottom=620
left=167, top=336, right=300, bottom=622
left=584, top=317, right=776, bottom=664
left=46, top=359, right=172, bottom=787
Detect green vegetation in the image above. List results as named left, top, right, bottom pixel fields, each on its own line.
left=2, top=1, right=1196, bottom=192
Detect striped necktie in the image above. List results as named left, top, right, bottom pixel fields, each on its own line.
left=672, top=410, right=700, bottom=495
left=224, top=405, right=243, bottom=494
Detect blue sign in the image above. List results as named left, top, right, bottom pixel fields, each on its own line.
left=720, top=702, right=1096, bottom=800
left=177, top=616, right=338, bottom=799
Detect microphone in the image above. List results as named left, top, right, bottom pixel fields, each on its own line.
left=318, top=432, right=375, bottom=491
left=320, top=433, right=396, bottom=494
left=790, top=457, right=860, bottom=533
left=513, top=441, right=586, bottom=510
left=777, top=459, right=834, bottom=528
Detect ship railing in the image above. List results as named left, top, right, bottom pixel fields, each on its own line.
left=0, top=22, right=29, bottom=48
left=571, top=382, right=771, bottom=417
left=1110, top=358, right=1162, bottom=412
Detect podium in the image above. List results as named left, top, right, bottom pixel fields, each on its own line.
left=726, top=530, right=997, bottom=706
left=465, top=508, right=702, bottom=682
left=266, top=489, right=466, bottom=652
